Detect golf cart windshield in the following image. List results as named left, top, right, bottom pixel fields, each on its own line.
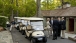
left=30, top=21, right=44, bottom=31
left=17, top=19, right=21, bottom=22
left=21, top=20, right=27, bottom=25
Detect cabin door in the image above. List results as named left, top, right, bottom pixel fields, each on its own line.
left=69, top=18, right=74, bottom=32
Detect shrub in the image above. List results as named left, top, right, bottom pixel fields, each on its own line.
left=0, top=16, right=7, bottom=27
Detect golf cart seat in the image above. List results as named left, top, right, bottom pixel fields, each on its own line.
left=19, top=22, right=23, bottom=26
left=19, top=22, right=25, bottom=27
left=15, top=23, right=19, bottom=27
left=26, top=25, right=33, bottom=33
left=20, top=26, right=26, bottom=30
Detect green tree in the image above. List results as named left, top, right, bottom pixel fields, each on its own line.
left=18, top=0, right=36, bottom=17
left=64, top=0, right=76, bottom=6
left=0, top=0, right=37, bottom=19
left=41, top=0, right=61, bottom=10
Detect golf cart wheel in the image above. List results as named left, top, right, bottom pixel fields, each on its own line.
left=22, top=30, right=25, bottom=35
left=19, top=29, right=21, bottom=32
left=19, top=30, right=21, bottom=32
left=31, top=39, right=36, bottom=43
left=25, top=35, right=27, bottom=38
left=22, top=32, right=24, bottom=35
left=43, top=37, right=47, bottom=42
left=25, top=33, right=28, bottom=38
left=17, top=26, right=19, bottom=30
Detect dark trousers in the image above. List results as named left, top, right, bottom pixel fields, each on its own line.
left=58, top=28, right=61, bottom=37
left=53, top=29, right=58, bottom=39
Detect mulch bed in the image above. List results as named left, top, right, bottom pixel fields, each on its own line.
left=0, top=27, right=6, bottom=32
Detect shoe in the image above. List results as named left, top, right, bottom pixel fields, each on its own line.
left=50, top=35, right=52, bottom=36
left=52, top=38, right=55, bottom=40
left=10, top=31, right=11, bottom=32
left=55, top=38, right=57, bottom=40
left=55, top=37, right=57, bottom=40
left=47, top=35, right=50, bottom=38
left=57, top=36, right=60, bottom=37
left=55, top=39, right=57, bottom=40
left=61, top=37, right=65, bottom=39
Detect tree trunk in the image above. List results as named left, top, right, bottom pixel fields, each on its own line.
left=36, top=0, right=41, bottom=17
left=61, top=0, right=64, bottom=9
left=2, top=0, right=4, bottom=16
left=10, top=0, right=14, bottom=21
left=47, top=0, right=49, bottom=10
left=16, top=0, right=18, bottom=17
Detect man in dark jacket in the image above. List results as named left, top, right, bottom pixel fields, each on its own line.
left=61, top=17, right=66, bottom=39
left=52, top=17, right=59, bottom=40
left=11, top=20, right=16, bottom=25
left=57, top=17, right=62, bottom=37
left=50, top=17, right=53, bottom=27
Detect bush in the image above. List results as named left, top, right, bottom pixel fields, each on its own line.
left=0, top=16, right=7, bottom=27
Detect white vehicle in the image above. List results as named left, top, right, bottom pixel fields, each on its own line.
left=24, top=17, right=47, bottom=43
left=14, top=17, right=28, bottom=35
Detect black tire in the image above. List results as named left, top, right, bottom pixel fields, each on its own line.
left=43, top=37, right=47, bottom=42
left=17, top=26, right=19, bottom=30
left=25, top=33, right=28, bottom=38
left=31, top=39, right=36, bottom=43
left=19, top=30, right=21, bottom=32
left=19, top=29, right=21, bottom=32
left=22, top=30, right=25, bottom=35
left=25, top=35, right=27, bottom=38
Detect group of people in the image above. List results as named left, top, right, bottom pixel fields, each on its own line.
left=46, top=17, right=66, bottom=40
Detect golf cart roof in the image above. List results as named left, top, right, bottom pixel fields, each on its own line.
left=0, top=16, right=8, bottom=18
left=21, top=17, right=43, bottom=20
left=14, top=17, right=28, bottom=20
left=14, top=17, right=44, bottom=20
left=14, top=17, right=22, bottom=19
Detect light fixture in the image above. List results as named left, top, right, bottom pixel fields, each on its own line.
left=66, top=2, right=71, bottom=7
left=63, top=2, right=71, bottom=8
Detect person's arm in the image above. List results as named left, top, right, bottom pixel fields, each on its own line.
left=64, top=20, right=66, bottom=29
left=49, top=21, right=51, bottom=24
left=52, top=20, right=55, bottom=28
left=49, top=21, right=51, bottom=27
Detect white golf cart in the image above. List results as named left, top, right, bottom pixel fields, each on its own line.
left=24, top=17, right=47, bottom=43
left=14, top=17, right=26, bottom=35
left=18, top=17, right=28, bottom=35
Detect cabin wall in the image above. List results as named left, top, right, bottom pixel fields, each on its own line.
left=66, top=18, right=69, bottom=32
left=74, top=18, right=76, bottom=34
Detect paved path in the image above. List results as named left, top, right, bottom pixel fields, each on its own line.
left=11, top=28, right=75, bottom=43
left=0, top=31, right=13, bottom=43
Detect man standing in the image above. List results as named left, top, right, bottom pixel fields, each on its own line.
left=57, top=17, right=62, bottom=37
left=61, top=17, right=66, bottom=39
left=52, top=17, right=59, bottom=40
left=10, top=19, right=16, bottom=32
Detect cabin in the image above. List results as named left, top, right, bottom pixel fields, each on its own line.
left=41, top=7, right=76, bottom=34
